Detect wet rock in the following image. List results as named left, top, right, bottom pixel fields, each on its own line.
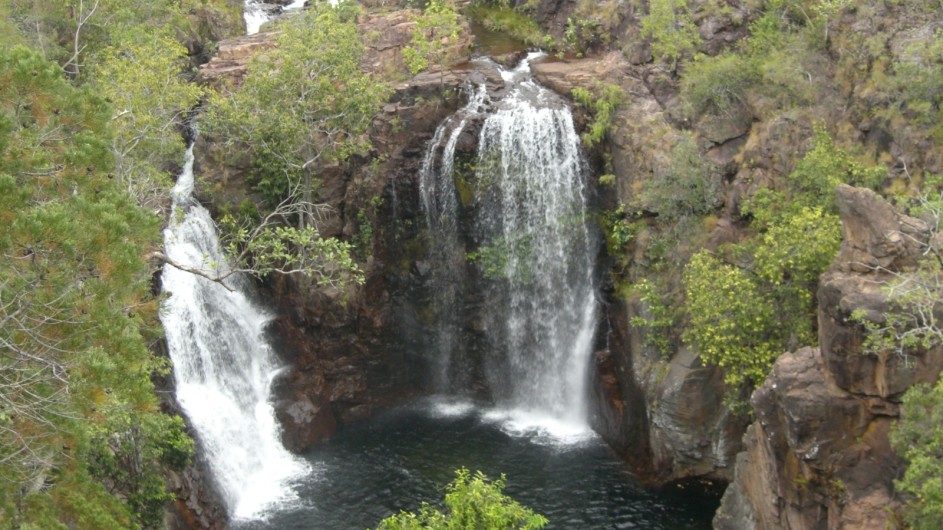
left=182, top=0, right=247, bottom=66
left=532, top=49, right=747, bottom=486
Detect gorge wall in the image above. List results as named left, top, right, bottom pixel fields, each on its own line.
left=714, top=186, right=943, bottom=529
left=180, top=0, right=943, bottom=528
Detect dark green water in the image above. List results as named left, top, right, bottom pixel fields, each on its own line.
left=233, top=399, right=721, bottom=529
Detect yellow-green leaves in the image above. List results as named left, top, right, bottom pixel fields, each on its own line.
left=92, top=34, right=204, bottom=209
left=640, top=0, right=701, bottom=69
left=571, top=83, right=624, bottom=148
left=403, top=0, right=462, bottom=76
left=682, top=251, right=780, bottom=394
left=375, top=468, right=548, bottom=530
left=207, top=4, right=390, bottom=201
left=890, top=375, right=943, bottom=530
left=1, top=45, right=173, bottom=528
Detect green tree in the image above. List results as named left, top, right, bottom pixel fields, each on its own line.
left=375, top=468, right=548, bottom=530
left=641, top=133, right=721, bottom=221
left=891, top=376, right=943, bottom=530
left=680, top=52, right=758, bottom=117
left=0, top=44, right=188, bottom=528
left=403, top=0, right=463, bottom=78
left=206, top=5, right=390, bottom=225
left=91, top=33, right=204, bottom=210
left=640, top=0, right=701, bottom=69
left=786, top=126, right=885, bottom=213
left=682, top=251, right=781, bottom=393
left=570, top=83, right=624, bottom=148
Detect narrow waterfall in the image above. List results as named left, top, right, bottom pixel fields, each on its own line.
left=243, top=0, right=308, bottom=35
left=419, top=84, right=488, bottom=391
left=421, top=54, right=598, bottom=439
left=160, top=145, right=307, bottom=519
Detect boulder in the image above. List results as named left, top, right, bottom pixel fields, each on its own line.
left=715, top=347, right=901, bottom=530
left=717, top=187, right=943, bottom=529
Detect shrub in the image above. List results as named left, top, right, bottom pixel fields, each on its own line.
left=629, top=279, right=675, bottom=358
left=682, top=251, right=781, bottom=392
left=891, top=376, right=943, bottom=530
left=571, top=83, right=624, bottom=147
left=681, top=52, right=759, bottom=116
left=641, top=133, right=721, bottom=221
left=375, top=468, right=548, bottom=530
left=640, top=0, right=701, bottom=68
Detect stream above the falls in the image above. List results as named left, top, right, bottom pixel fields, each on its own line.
left=231, top=398, right=721, bottom=529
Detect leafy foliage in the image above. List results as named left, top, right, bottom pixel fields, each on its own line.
left=679, top=9, right=820, bottom=119
left=629, top=279, right=675, bottom=358
left=785, top=127, right=885, bottom=212
left=375, top=468, right=548, bottom=530
left=219, top=206, right=365, bottom=288
left=881, top=29, right=943, bottom=140
left=571, top=83, right=624, bottom=147
left=404, top=0, right=462, bottom=76
left=601, top=206, right=640, bottom=255
left=640, top=0, right=701, bottom=68
left=682, top=132, right=850, bottom=403
left=467, top=3, right=548, bottom=49
left=681, top=52, right=758, bottom=116
left=0, top=44, right=186, bottom=528
left=683, top=252, right=780, bottom=393
left=853, top=177, right=943, bottom=359
left=641, top=133, right=721, bottom=221
left=91, top=34, right=204, bottom=210
left=891, top=375, right=943, bottom=530
left=206, top=4, right=390, bottom=213
left=753, top=206, right=841, bottom=346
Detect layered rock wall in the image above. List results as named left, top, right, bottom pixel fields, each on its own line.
left=714, top=186, right=943, bottom=529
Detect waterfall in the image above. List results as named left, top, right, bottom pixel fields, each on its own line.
left=419, top=84, right=488, bottom=391
left=243, top=0, right=310, bottom=35
left=160, top=145, right=308, bottom=519
left=421, top=54, right=598, bottom=440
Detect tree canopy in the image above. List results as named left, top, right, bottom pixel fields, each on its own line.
left=0, top=43, right=191, bottom=529
left=375, top=469, right=548, bottom=530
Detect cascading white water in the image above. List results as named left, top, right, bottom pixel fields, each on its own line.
left=477, top=53, right=597, bottom=438
left=243, top=0, right=310, bottom=35
left=420, top=54, right=598, bottom=441
left=419, top=84, right=489, bottom=390
left=160, top=145, right=308, bottom=519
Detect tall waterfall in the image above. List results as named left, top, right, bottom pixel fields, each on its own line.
left=421, top=54, right=598, bottom=439
left=160, top=145, right=307, bottom=519
left=419, top=84, right=488, bottom=391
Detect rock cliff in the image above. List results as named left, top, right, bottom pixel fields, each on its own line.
left=182, top=1, right=943, bottom=527
left=191, top=8, right=491, bottom=453
left=714, top=186, right=943, bottom=529
left=532, top=50, right=746, bottom=487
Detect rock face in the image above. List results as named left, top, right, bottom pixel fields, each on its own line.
left=525, top=0, right=942, bottom=494
left=192, top=7, right=492, bottom=453
left=533, top=52, right=747, bottom=486
left=197, top=31, right=278, bottom=90
left=197, top=7, right=473, bottom=92
left=185, top=1, right=943, bottom=521
left=714, top=186, right=943, bottom=529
